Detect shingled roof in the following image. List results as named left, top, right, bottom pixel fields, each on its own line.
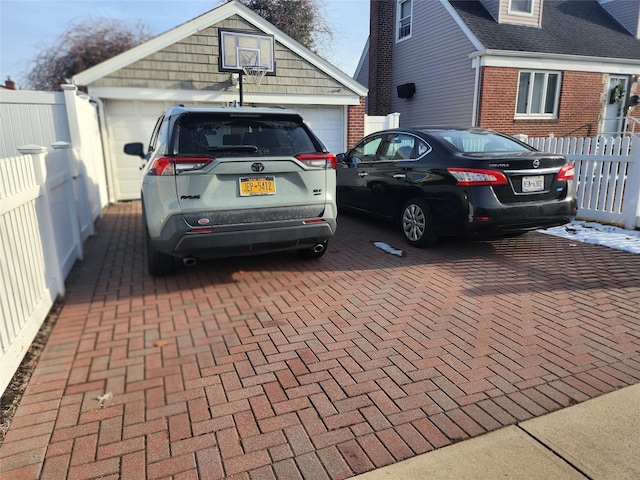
left=449, top=0, right=640, bottom=60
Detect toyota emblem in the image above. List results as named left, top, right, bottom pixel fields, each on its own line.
left=251, top=162, right=265, bottom=172
left=532, top=159, right=540, bottom=168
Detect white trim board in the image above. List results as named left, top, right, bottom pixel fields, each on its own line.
left=472, top=50, right=640, bottom=74
left=87, top=86, right=363, bottom=106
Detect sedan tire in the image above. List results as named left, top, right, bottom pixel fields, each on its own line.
left=401, top=198, right=439, bottom=248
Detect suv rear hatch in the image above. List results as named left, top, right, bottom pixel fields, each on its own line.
left=167, top=112, right=335, bottom=227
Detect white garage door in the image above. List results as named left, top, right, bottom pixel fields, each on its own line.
left=105, top=100, right=345, bottom=201
left=292, top=105, right=345, bottom=155
left=105, top=100, right=174, bottom=201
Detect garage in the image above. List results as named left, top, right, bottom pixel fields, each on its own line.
left=105, top=100, right=347, bottom=200
left=73, top=2, right=366, bottom=202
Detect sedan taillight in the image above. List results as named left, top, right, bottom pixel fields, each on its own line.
left=447, top=168, right=508, bottom=186
left=557, top=164, right=575, bottom=181
left=148, top=156, right=212, bottom=176
left=295, top=153, right=337, bottom=169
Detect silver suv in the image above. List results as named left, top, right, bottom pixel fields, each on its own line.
left=125, top=106, right=337, bottom=276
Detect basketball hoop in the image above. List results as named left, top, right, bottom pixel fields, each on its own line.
left=242, top=66, right=268, bottom=86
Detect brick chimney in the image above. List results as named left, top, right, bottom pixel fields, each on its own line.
left=4, top=76, right=16, bottom=90
left=368, top=0, right=394, bottom=116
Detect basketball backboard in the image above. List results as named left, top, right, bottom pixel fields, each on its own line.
left=219, top=30, right=276, bottom=74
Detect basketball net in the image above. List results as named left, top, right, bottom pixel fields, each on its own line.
left=242, top=66, right=268, bottom=86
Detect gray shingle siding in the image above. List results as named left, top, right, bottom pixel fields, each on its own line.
left=92, top=15, right=352, bottom=95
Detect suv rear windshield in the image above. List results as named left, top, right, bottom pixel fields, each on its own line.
left=174, top=113, right=318, bottom=157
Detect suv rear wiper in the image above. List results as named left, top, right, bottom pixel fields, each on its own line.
left=207, top=145, right=259, bottom=153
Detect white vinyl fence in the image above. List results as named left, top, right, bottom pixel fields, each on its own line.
left=365, top=112, right=400, bottom=135
left=0, top=145, right=86, bottom=394
left=0, top=86, right=108, bottom=395
left=527, top=135, right=640, bottom=230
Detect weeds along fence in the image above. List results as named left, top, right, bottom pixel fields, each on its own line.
left=527, top=135, right=640, bottom=230
left=0, top=144, right=96, bottom=395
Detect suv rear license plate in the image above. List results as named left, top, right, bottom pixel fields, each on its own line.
left=240, top=176, right=276, bottom=196
left=522, top=175, right=544, bottom=192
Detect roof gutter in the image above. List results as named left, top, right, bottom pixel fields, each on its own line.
left=470, top=49, right=640, bottom=70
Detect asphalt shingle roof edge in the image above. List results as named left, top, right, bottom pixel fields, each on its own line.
left=449, top=0, right=640, bottom=61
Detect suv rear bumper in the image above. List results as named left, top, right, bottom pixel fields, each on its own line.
left=151, top=214, right=337, bottom=259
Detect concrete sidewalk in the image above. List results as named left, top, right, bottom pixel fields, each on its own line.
left=355, top=383, right=640, bottom=479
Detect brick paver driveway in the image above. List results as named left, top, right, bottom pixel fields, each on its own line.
left=2, top=201, right=639, bottom=479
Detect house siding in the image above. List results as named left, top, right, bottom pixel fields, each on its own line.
left=479, top=0, right=500, bottom=20
left=478, top=67, right=607, bottom=137
left=600, top=0, right=640, bottom=38
left=355, top=50, right=369, bottom=92
left=92, top=16, right=350, bottom=96
left=499, top=0, right=543, bottom=27
left=391, top=0, right=477, bottom=126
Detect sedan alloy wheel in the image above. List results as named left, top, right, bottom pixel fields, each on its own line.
left=401, top=198, right=438, bottom=247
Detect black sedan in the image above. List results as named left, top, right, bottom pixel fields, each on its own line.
left=336, top=127, right=578, bottom=247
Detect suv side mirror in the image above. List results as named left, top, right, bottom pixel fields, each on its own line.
left=336, top=153, right=345, bottom=163
left=124, top=142, right=145, bottom=158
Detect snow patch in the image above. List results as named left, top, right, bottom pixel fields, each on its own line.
left=539, top=221, right=640, bottom=254
left=373, top=242, right=404, bottom=257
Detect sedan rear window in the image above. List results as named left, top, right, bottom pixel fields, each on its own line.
left=434, top=129, right=533, bottom=154
left=175, top=114, right=318, bottom=156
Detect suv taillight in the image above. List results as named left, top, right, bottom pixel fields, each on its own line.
left=447, top=168, right=508, bottom=186
left=295, top=153, right=337, bottom=169
left=557, top=164, right=575, bottom=181
left=149, top=156, right=212, bottom=176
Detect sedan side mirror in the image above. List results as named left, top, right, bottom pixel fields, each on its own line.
left=124, top=142, right=145, bottom=158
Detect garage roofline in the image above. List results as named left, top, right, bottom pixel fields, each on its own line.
left=72, top=1, right=367, bottom=98
left=86, top=87, right=364, bottom=106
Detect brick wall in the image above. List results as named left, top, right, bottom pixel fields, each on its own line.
left=477, top=67, right=606, bottom=137
left=347, top=98, right=366, bottom=149
left=368, top=0, right=394, bottom=116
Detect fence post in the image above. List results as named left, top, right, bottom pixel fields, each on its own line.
left=18, top=145, right=66, bottom=297
left=388, top=112, right=401, bottom=129
left=621, top=137, right=640, bottom=230
left=62, top=84, right=82, bottom=148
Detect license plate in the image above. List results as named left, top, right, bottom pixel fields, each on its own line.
left=522, top=175, right=544, bottom=192
left=239, top=176, right=275, bottom=196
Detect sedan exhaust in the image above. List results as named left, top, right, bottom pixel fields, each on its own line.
left=182, top=256, right=198, bottom=267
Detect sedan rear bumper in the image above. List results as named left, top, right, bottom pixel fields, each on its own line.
left=462, top=194, right=578, bottom=236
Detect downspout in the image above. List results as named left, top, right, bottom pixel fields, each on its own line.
left=471, top=56, right=481, bottom=127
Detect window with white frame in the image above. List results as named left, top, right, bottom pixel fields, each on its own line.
left=516, top=71, right=561, bottom=118
left=509, top=0, right=533, bottom=14
left=397, top=0, right=412, bottom=41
